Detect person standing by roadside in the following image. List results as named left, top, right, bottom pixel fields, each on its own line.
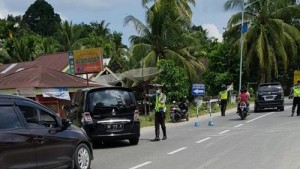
left=218, top=84, right=228, bottom=116
left=146, top=85, right=167, bottom=141
left=290, top=80, right=300, bottom=116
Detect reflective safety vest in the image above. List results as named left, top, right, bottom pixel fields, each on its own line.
left=293, top=85, right=300, bottom=97
left=219, top=90, right=228, bottom=100
left=155, top=93, right=166, bottom=111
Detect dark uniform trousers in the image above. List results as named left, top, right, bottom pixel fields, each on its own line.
left=292, top=97, right=300, bottom=115
left=155, top=110, right=166, bottom=138
left=220, top=99, right=227, bottom=116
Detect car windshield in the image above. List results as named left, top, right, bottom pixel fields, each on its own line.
left=89, top=89, right=134, bottom=110
left=258, top=84, right=281, bottom=92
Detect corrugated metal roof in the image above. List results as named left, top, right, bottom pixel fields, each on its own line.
left=0, top=52, right=69, bottom=78
left=0, top=66, right=101, bottom=89
left=35, top=52, right=69, bottom=70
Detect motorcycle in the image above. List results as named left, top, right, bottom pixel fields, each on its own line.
left=170, top=100, right=189, bottom=122
left=238, top=101, right=248, bottom=120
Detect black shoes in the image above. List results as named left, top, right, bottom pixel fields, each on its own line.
left=151, top=136, right=167, bottom=141
left=151, top=137, right=160, bottom=142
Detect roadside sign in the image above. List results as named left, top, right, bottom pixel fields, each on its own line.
left=68, top=51, right=75, bottom=75
left=73, top=48, right=103, bottom=74
left=192, top=84, right=205, bottom=96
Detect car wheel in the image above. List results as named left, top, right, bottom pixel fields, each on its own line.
left=129, top=137, right=139, bottom=145
left=74, top=143, right=91, bottom=169
left=278, top=106, right=284, bottom=111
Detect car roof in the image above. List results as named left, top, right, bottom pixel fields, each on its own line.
left=0, top=94, right=29, bottom=100
left=77, top=86, right=133, bottom=93
left=258, top=82, right=281, bottom=86
left=0, top=94, right=35, bottom=105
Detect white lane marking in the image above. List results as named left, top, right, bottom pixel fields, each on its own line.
left=218, top=130, right=230, bottom=134
left=234, top=124, right=244, bottom=128
left=246, top=112, right=274, bottom=123
left=129, top=161, right=152, bottom=169
left=196, top=137, right=211, bottom=143
left=167, top=147, right=187, bottom=155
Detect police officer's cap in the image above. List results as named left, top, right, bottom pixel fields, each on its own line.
left=154, top=84, right=163, bottom=89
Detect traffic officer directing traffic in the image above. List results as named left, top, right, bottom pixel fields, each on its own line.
left=151, top=86, right=167, bottom=141
left=218, top=84, right=228, bottom=116
left=291, top=80, right=300, bottom=116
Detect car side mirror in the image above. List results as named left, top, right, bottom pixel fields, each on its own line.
left=61, top=119, right=71, bottom=129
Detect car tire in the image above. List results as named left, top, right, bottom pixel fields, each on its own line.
left=278, top=106, right=284, bottom=111
left=74, top=143, right=91, bottom=169
left=129, top=137, right=139, bottom=145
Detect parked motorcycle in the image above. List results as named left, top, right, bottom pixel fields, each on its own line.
left=170, top=100, right=189, bottom=122
left=238, top=101, right=248, bottom=120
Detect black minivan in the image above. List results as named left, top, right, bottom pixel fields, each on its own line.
left=64, top=86, right=140, bottom=145
left=254, top=82, right=284, bottom=112
left=0, top=94, right=93, bottom=169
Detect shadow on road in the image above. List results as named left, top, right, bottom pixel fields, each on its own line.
left=93, top=140, right=133, bottom=149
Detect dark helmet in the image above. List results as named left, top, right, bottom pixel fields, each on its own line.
left=221, top=84, right=226, bottom=90
left=241, top=86, right=247, bottom=93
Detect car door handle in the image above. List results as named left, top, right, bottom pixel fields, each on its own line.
left=33, top=137, right=46, bottom=144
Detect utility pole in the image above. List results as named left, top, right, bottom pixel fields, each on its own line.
left=239, top=0, right=245, bottom=92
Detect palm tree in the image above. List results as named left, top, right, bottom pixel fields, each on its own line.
left=55, top=21, right=84, bottom=51
left=124, top=0, right=205, bottom=80
left=36, top=37, right=61, bottom=55
left=4, top=35, right=38, bottom=62
left=224, top=0, right=300, bottom=82
left=90, top=21, right=111, bottom=37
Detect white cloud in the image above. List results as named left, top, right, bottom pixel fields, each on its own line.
left=0, top=0, right=32, bottom=19
left=0, top=1, right=9, bottom=18
left=202, top=23, right=223, bottom=42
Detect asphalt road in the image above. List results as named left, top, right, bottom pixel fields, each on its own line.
left=91, top=98, right=300, bottom=169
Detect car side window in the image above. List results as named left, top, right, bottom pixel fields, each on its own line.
left=0, top=106, right=22, bottom=130
left=19, top=105, right=57, bottom=128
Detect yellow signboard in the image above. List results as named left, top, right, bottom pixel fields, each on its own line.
left=73, top=48, right=103, bottom=74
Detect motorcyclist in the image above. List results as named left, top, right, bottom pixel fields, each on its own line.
left=237, top=87, right=250, bottom=113
left=178, top=96, right=188, bottom=114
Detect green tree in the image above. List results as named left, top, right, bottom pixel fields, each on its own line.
left=4, top=35, right=39, bottom=62
left=35, top=37, right=61, bottom=55
left=54, top=21, right=84, bottom=51
left=22, top=0, right=61, bottom=36
left=90, top=21, right=111, bottom=37
left=202, top=42, right=238, bottom=95
left=224, top=0, right=300, bottom=83
left=124, top=0, right=205, bottom=80
left=156, top=60, right=190, bottom=102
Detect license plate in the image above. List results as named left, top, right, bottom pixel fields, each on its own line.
left=265, top=96, right=274, bottom=100
left=106, top=124, right=124, bottom=131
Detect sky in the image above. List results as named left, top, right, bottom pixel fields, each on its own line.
left=0, top=0, right=237, bottom=46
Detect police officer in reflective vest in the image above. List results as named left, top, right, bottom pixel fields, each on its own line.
left=291, top=80, right=300, bottom=116
left=151, top=86, right=167, bottom=141
left=218, top=85, right=228, bottom=116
